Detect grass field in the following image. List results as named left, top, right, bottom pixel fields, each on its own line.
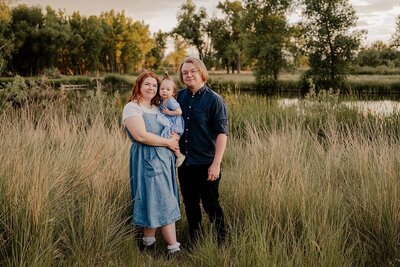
left=209, top=71, right=400, bottom=83
left=2, top=71, right=399, bottom=88
left=0, top=87, right=400, bottom=266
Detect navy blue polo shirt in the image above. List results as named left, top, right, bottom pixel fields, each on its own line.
left=177, top=85, right=228, bottom=166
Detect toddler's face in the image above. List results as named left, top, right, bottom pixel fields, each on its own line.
left=160, top=80, right=175, bottom=99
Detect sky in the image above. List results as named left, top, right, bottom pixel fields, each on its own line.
left=13, top=0, right=400, bottom=44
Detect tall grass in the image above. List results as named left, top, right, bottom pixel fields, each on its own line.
left=0, top=86, right=399, bottom=266
left=221, top=94, right=400, bottom=266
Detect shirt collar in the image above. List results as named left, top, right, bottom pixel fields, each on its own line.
left=188, top=84, right=206, bottom=96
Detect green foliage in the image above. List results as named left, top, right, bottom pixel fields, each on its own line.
left=207, top=1, right=246, bottom=74
left=350, top=65, right=400, bottom=75
left=346, top=80, right=400, bottom=95
left=173, top=0, right=208, bottom=61
left=0, top=0, right=13, bottom=76
left=390, top=15, right=400, bottom=48
left=163, top=35, right=188, bottom=72
left=2, top=5, right=162, bottom=76
left=355, top=41, right=400, bottom=68
left=9, top=5, right=45, bottom=76
left=145, top=31, right=168, bottom=70
left=0, top=76, right=63, bottom=108
left=301, top=0, right=363, bottom=90
left=243, top=0, right=292, bottom=82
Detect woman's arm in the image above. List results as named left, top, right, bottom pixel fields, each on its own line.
left=125, top=116, right=179, bottom=150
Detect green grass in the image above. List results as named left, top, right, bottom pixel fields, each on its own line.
left=0, top=88, right=400, bottom=266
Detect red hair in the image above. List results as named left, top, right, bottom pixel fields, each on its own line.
left=129, top=70, right=161, bottom=106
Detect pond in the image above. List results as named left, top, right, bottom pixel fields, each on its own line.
left=277, top=98, right=400, bottom=117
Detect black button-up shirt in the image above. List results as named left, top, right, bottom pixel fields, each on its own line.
left=177, top=85, right=228, bottom=166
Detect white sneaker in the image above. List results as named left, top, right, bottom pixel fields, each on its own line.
left=176, top=155, right=185, bottom=167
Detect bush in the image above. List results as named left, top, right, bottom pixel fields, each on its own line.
left=0, top=76, right=64, bottom=108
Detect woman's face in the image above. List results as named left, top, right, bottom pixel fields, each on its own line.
left=181, top=62, right=203, bottom=90
left=140, top=77, right=158, bottom=101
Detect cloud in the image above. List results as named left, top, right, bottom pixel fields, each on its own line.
left=14, top=0, right=400, bottom=42
left=351, top=0, right=370, bottom=7
left=349, top=0, right=400, bottom=43
left=353, top=0, right=400, bottom=13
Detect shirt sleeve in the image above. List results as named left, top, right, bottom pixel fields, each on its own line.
left=122, top=102, right=142, bottom=126
left=211, top=95, right=228, bottom=135
left=166, top=98, right=181, bottom=111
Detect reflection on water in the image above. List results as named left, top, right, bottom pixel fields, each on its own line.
left=277, top=98, right=299, bottom=108
left=277, top=98, right=400, bottom=116
left=342, top=101, right=400, bottom=116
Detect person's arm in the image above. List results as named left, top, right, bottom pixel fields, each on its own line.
left=125, top=116, right=179, bottom=150
left=207, top=133, right=228, bottom=181
left=162, top=107, right=182, bottom=116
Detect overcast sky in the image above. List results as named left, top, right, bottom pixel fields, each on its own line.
left=14, top=0, right=400, bottom=44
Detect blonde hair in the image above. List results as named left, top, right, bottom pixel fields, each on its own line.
left=179, top=57, right=209, bottom=85
left=128, top=70, right=161, bottom=106
left=161, top=72, right=178, bottom=98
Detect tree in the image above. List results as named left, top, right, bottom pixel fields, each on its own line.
left=301, top=0, right=363, bottom=89
left=10, top=5, right=45, bottom=75
left=164, top=35, right=188, bottom=72
left=391, top=16, right=400, bottom=49
left=146, top=30, right=168, bottom=70
left=127, top=20, right=155, bottom=72
left=208, top=0, right=245, bottom=74
left=173, top=0, right=208, bottom=60
left=79, top=16, right=107, bottom=72
left=207, top=18, right=232, bottom=72
left=0, top=0, right=13, bottom=75
left=355, top=41, right=400, bottom=68
left=66, top=11, right=86, bottom=74
left=243, top=0, right=292, bottom=83
left=39, top=6, right=71, bottom=72
left=100, top=10, right=155, bottom=74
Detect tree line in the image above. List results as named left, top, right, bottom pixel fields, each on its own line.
left=1, top=0, right=400, bottom=89
left=0, top=1, right=167, bottom=76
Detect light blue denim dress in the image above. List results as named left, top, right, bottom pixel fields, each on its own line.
left=159, top=98, right=184, bottom=138
left=126, top=112, right=180, bottom=228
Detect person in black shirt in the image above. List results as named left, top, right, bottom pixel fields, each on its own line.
left=177, top=57, right=228, bottom=247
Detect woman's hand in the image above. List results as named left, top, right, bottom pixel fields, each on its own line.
left=170, top=132, right=180, bottom=141
left=167, top=135, right=179, bottom=152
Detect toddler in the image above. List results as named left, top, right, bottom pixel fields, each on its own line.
left=159, top=73, right=186, bottom=167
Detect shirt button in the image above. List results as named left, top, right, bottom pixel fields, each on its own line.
left=189, top=106, right=191, bottom=108
left=187, top=117, right=189, bottom=120
left=185, top=140, right=187, bottom=143
left=186, top=129, right=188, bottom=131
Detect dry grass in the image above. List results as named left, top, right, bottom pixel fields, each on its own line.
left=0, top=93, right=399, bottom=266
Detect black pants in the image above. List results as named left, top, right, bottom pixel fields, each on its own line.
left=178, top=164, right=226, bottom=244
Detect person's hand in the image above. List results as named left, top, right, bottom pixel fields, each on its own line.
left=167, top=136, right=179, bottom=152
left=162, top=107, right=171, bottom=116
left=208, top=162, right=221, bottom=181
left=170, top=132, right=180, bottom=141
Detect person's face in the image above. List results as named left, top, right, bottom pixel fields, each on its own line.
left=159, top=80, right=175, bottom=99
left=181, top=62, right=203, bottom=90
left=140, top=77, right=158, bottom=101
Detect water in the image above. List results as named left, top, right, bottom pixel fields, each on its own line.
left=277, top=98, right=400, bottom=117
left=342, top=100, right=400, bottom=116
